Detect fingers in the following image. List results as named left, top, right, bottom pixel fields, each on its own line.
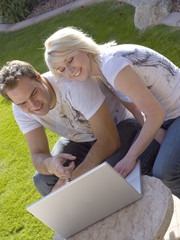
left=56, top=162, right=66, bottom=174
left=64, top=161, right=75, bottom=178
left=114, top=161, right=134, bottom=178
left=53, top=154, right=76, bottom=179
left=60, top=153, right=76, bottom=161
left=115, top=166, right=128, bottom=178
left=68, top=161, right=75, bottom=171
left=120, top=170, right=129, bottom=178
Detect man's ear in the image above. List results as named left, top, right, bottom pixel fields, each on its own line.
left=36, top=72, right=44, bottom=83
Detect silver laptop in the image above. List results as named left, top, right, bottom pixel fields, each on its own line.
left=26, top=161, right=142, bottom=239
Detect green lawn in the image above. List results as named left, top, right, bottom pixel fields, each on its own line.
left=0, top=1, right=180, bottom=239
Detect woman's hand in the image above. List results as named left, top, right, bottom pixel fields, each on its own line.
left=114, top=157, right=137, bottom=178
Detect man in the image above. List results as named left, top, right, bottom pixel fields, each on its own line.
left=0, top=60, right=157, bottom=196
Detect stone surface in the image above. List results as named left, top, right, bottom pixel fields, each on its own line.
left=134, top=0, right=173, bottom=30
left=53, top=176, right=174, bottom=240
left=161, top=12, right=180, bottom=27
left=163, top=195, right=180, bottom=240
left=117, top=0, right=142, bottom=7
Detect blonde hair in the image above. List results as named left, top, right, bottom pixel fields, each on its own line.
left=44, top=26, right=116, bottom=77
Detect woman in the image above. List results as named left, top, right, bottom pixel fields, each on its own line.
left=44, top=27, right=180, bottom=198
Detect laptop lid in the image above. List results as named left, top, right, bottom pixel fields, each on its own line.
left=26, top=161, right=142, bottom=239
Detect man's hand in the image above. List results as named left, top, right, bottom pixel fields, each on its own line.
left=25, top=127, right=76, bottom=179
left=49, top=153, right=76, bottom=179
left=51, top=178, right=67, bottom=193
left=114, top=157, right=137, bottom=178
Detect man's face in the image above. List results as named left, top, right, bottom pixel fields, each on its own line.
left=6, top=76, right=52, bottom=116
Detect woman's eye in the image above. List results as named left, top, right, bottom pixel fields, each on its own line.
left=57, top=67, right=65, bottom=73
left=68, top=57, right=73, bottom=63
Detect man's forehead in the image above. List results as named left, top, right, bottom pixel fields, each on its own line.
left=6, top=77, right=37, bottom=103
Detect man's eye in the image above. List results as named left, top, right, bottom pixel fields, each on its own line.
left=32, top=89, right=37, bottom=96
left=19, top=102, right=26, bottom=107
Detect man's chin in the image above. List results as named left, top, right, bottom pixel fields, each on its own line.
left=31, top=109, right=49, bottom=116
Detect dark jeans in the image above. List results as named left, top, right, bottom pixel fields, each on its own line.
left=33, top=119, right=160, bottom=196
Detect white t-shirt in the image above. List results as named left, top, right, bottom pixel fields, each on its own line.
left=13, top=71, right=132, bottom=142
left=100, top=44, right=180, bottom=120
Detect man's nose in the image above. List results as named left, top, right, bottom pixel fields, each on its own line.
left=28, top=98, right=38, bottom=108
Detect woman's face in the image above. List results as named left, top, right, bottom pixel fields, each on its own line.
left=54, top=51, right=93, bottom=81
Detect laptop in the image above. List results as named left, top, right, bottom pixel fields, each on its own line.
left=26, top=161, right=142, bottom=239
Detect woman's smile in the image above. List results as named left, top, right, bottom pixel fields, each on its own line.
left=55, top=51, right=92, bottom=81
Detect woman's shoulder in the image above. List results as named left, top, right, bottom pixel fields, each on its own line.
left=102, top=44, right=159, bottom=56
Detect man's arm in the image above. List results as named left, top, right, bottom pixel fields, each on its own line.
left=70, top=101, right=121, bottom=180
left=120, top=100, right=145, bottom=125
left=25, top=126, right=76, bottom=179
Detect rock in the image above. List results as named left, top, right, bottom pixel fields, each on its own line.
left=134, top=0, right=173, bottom=30
left=53, top=176, right=174, bottom=240
left=117, top=0, right=142, bottom=8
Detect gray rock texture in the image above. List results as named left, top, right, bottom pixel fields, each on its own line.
left=134, top=0, right=172, bottom=30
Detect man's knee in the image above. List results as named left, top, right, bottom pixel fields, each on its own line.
left=33, top=172, right=58, bottom=196
left=51, top=137, right=93, bottom=165
left=117, top=119, right=141, bottom=141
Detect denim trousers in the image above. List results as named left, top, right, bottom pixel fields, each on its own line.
left=152, top=117, right=180, bottom=199
left=33, top=118, right=160, bottom=196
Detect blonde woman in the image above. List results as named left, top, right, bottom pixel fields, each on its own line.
left=44, top=27, right=180, bottom=198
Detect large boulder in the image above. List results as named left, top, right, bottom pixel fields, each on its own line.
left=134, top=0, right=172, bottom=30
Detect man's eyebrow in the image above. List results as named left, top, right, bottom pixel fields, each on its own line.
left=16, top=88, right=36, bottom=105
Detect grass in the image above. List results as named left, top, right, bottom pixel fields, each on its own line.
left=0, top=1, right=180, bottom=239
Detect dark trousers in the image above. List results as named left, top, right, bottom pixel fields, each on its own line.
left=33, top=119, right=160, bottom=196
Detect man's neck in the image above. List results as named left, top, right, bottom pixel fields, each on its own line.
left=43, top=77, right=57, bottom=110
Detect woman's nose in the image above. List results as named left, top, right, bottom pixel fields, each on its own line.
left=67, top=65, right=75, bottom=76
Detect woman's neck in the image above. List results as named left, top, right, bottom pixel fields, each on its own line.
left=89, top=54, right=103, bottom=77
